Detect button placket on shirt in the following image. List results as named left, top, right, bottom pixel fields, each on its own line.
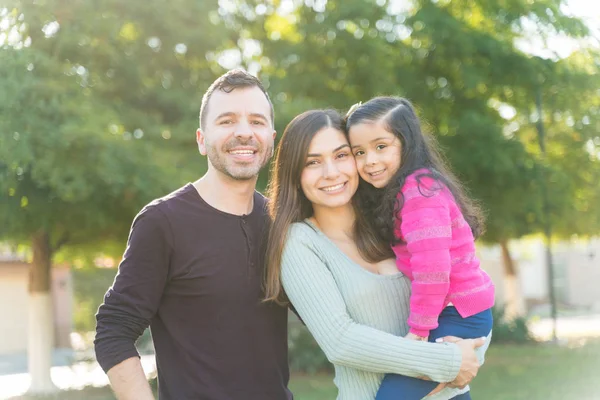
left=240, top=216, right=254, bottom=275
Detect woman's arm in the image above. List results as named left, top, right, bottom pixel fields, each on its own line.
left=281, top=229, right=462, bottom=383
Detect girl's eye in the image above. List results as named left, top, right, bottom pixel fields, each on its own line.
left=306, top=159, right=319, bottom=166
left=354, top=150, right=365, bottom=157
left=376, top=144, right=387, bottom=150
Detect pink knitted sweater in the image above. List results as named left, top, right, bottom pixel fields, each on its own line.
left=392, top=169, right=495, bottom=337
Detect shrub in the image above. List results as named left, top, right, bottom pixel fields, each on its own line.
left=72, top=267, right=119, bottom=332
left=288, top=320, right=333, bottom=374
left=490, top=306, right=534, bottom=344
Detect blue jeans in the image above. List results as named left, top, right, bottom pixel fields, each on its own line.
left=375, top=307, right=493, bottom=400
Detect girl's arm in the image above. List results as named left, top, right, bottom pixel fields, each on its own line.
left=281, top=229, right=461, bottom=383
left=398, top=181, right=453, bottom=338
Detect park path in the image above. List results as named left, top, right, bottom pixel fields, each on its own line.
left=0, top=355, right=156, bottom=400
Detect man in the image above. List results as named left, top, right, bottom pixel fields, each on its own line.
left=94, top=69, right=292, bottom=400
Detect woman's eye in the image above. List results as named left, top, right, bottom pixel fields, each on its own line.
left=354, top=150, right=365, bottom=157
left=376, top=144, right=387, bottom=150
left=306, top=160, right=319, bottom=166
left=337, top=152, right=349, bottom=159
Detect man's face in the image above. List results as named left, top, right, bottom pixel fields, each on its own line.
left=197, top=87, right=276, bottom=181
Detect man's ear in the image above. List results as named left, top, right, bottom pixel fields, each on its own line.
left=272, top=130, right=277, bottom=140
left=196, top=129, right=207, bottom=155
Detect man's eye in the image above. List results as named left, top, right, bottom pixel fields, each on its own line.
left=220, top=120, right=233, bottom=125
left=251, top=120, right=265, bottom=125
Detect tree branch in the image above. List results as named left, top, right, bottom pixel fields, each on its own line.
left=52, top=233, right=70, bottom=252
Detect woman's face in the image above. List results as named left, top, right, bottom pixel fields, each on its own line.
left=300, top=127, right=358, bottom=211
left=348, top=120, right=402, bottom=188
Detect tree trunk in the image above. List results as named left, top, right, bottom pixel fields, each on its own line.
left=499, top=240, right=526, bottom=321
left=27, top=230, right=57, bottom=394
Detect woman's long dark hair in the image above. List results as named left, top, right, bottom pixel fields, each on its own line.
left=264, top=109, right=394, bottom=304
left=345, top=97, right=485, bottom=245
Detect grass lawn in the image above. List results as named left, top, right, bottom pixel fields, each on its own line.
left=290, top=341, right=600, bottom=400
left=10, top=342, right=600, bottom=400
left=469, top=341, right=600, bottom=400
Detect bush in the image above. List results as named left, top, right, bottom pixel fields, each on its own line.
left=72, top=266, right=155, bottom=357
left=288, top=320, right=333, bottom=374
left=490, top=306, right=534, bottom=344
left=72, top=267, right=119, bottom=332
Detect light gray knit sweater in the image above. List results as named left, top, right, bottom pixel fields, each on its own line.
left=282, top=221, right=474, bottom=400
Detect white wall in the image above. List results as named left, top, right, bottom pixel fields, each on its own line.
left=479, top=237, right=600, bottom=312
left=0, top=263, right=29, bottom=354
left=562, top=238, right=600, bottom=311
left=0, top=263, right=73, bottom=355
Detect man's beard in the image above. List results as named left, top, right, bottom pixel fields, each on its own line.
left=205, top=137, right=273, bottom=181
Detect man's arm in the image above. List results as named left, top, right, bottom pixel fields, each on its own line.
left=94, top=205, right=172, bottom=398
left=107, top=357, right=155, bottom=400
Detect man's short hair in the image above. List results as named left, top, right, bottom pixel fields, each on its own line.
left=199, top=69, right=274, bottom=130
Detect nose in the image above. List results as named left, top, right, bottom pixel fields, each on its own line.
left=365, top=151, right=377, bottom=166
left=322, top=159, right=340, bottom=179
left=233, top=120, right=254, bottom=140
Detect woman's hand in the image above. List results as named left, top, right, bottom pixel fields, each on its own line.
left=436, top=336, right=486, bottom=388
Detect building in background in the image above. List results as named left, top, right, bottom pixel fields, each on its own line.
left=0, top=251, right=72, bottom=362
left=480, top=237, right=600, bottom=316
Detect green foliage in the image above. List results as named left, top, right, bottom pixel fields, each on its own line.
left=0, top=0, right=231, bottom=256
left=288, top=320, right=333, bottom=374
left=72, top=266, right=154, bottom=357
left=490, top=306, right=534, bottom=344
left=72, top=267, right=117, bottom=332
left=2, top=0, right=598, bottom=254
left=230, top=0, right=600, bottom=243
left=0, top=49, right=165, bottom=246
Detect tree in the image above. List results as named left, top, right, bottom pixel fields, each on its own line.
left=0, top=46, right=169, bottom=394
left=229, top=0, right=598, bottom=317
left=517, top=54, right=600, bottom=238
left=0, top=0, right=228, bottom=393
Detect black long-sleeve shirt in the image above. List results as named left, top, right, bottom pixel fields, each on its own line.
left=95, top=184, right=292, bottom=400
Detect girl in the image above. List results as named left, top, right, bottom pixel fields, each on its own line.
left=346, top=97, right=495, bottom=400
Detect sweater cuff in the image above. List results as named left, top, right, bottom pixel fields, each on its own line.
left=409, top=327, right=431, bottom=338
left=444, top=342, right=463, bottom=382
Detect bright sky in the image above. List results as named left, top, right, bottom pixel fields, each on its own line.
left=515, top=0, right=600, bottom=59
left=378, top=0, right=600, bottom=59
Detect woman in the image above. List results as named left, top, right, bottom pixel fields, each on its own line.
left=264, top=109, right=485, bottom=400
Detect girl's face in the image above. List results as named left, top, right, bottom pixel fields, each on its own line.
left=348, top=120, right=402, bottom=188
left=300, top=127, right=358, bottom=211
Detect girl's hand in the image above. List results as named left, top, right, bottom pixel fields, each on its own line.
left=405, top=332, right=428, bottom=341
